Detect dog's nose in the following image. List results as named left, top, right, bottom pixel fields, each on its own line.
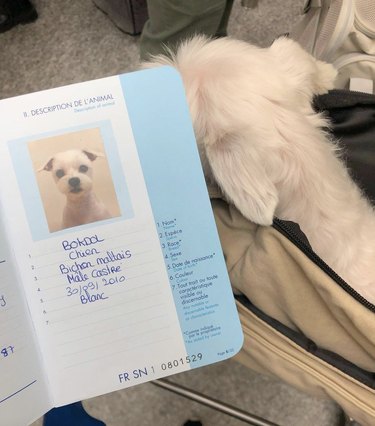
left=69, top=177, right=81, bottom=188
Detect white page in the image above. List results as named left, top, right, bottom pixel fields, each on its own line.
left=0, top=75, right=187, bottom=406
left=0, top=210, right=51, bottom=425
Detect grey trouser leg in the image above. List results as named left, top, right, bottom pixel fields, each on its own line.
left=140, top=0, right=234, bottom=59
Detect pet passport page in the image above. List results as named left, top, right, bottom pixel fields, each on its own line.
left=0, top=210, right=51, bottom=425
left=0, top=66, right=243, bottom=410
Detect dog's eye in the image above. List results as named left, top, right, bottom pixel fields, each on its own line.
left=79, top=165, right=89, bottom=173
left=55, top=169, right=65, bottom=178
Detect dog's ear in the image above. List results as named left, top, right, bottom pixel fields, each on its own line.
left=38, top=157, right=54, bottom=172
left=82, top=150, right=104, bottom=162
left=206, top=135, right=278, bottom=226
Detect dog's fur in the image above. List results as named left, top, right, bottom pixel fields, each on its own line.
left=143, top=36, right=375, bottom=303
left=40, top=149, right=112, bottom=229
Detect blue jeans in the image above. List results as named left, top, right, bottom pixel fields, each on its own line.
left=43, top=401, right=105, bottom=426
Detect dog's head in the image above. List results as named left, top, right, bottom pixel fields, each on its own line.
left=39, top=149, right=103, bottom=197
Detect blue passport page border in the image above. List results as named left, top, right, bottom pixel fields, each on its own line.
left=120, top=67, right=243, bottom=366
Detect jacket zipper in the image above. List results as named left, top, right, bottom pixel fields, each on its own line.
left=272, top=217, right=375, bottom=312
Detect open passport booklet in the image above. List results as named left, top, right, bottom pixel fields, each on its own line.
left=0, top=67, right=243, bottom=425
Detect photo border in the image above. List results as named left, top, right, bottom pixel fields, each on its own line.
left=8, top=120, right=134, bottom=240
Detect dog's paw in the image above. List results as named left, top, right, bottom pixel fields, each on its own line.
left=314, top=60, right=337, bottom=94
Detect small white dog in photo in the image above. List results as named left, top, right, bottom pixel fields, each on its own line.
left=143, top=35, right=375, bottom=303
left=39, top=149, right=113, bottom=230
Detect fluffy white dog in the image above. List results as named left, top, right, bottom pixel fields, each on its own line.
left=40, top=149, right=112, bottom=229
left=143, top=35, right=375, bottom=303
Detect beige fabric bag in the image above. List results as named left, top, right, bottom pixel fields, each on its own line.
left=210, top=6, right=375, bottom=419
left=236, top=302, right=375, bottom=426
left=210, top=194, right=375, bottom=425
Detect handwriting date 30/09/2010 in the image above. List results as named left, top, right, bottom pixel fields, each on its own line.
left=66, top=275, right=126, bottom=297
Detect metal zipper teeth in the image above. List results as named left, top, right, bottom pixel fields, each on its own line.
left=272, top=218, right=375, bottom=313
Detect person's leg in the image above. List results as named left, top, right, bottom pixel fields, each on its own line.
left=215, top=0, right=234, bottom=38
left=43, top=401, right=106, bottom=426
left=140, top=0, right=233, bottom=59
left=0, top=0, right=37, bottom=33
